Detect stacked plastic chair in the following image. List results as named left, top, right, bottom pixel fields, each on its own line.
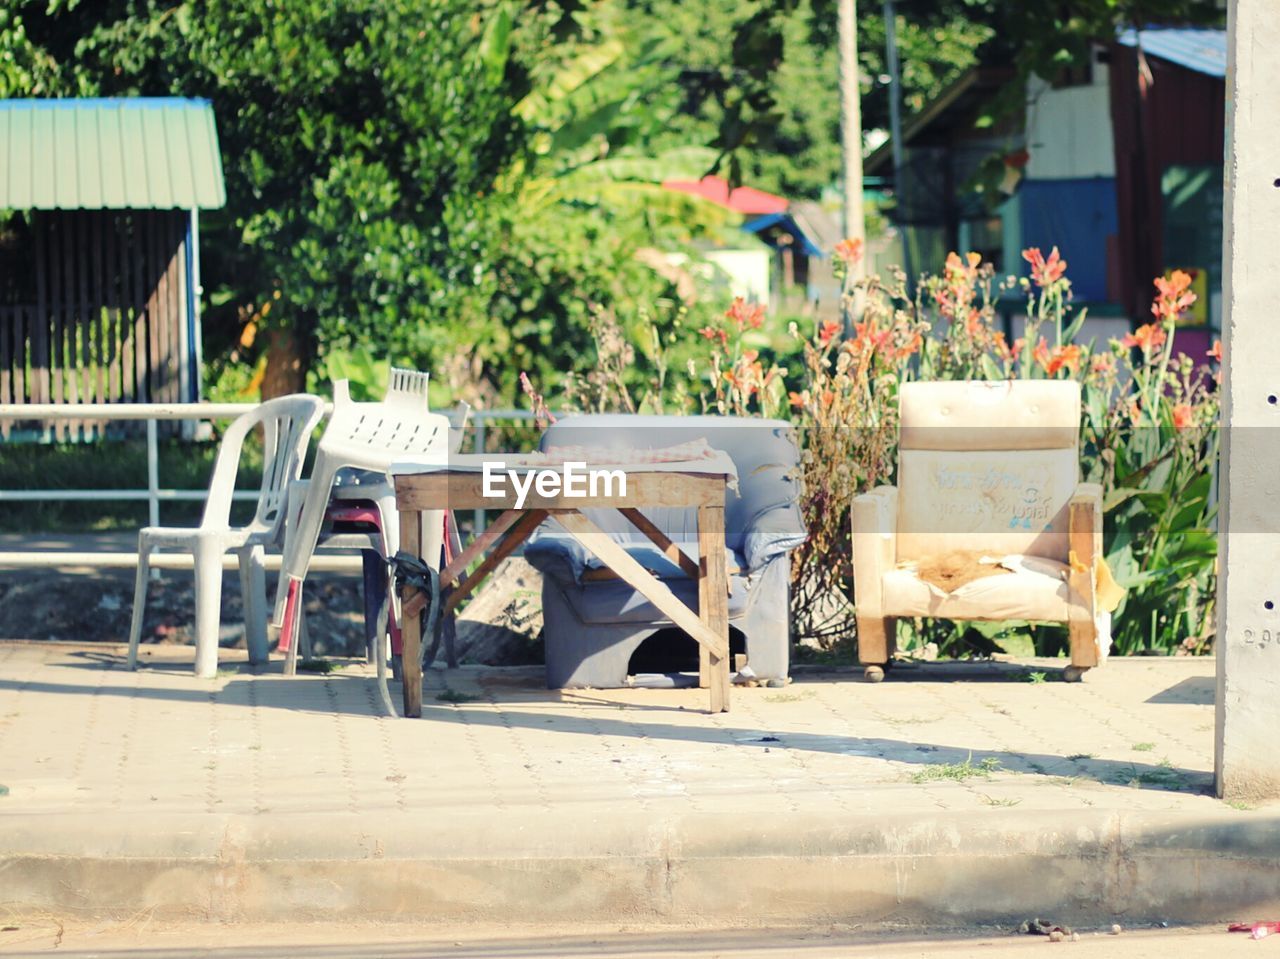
left=271, top=369, right=456, bottom=674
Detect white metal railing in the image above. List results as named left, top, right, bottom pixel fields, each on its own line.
left=0, top=402, right=539, bottom=569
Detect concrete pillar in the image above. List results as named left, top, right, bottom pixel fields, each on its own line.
left=1216, top=0, right=1280, bottom=801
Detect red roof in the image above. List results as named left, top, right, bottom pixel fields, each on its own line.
left=661, top=175, right=789, bottom=215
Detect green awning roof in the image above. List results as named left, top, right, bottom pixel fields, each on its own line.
left=0, top=97, right=226, bottom=210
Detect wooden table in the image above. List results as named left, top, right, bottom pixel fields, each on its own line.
left=391, top=462, right=732, bottom=716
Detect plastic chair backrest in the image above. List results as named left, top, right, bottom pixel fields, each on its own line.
left=386, top=366, right=430, bottom=411
left=201, top=394, right=326, bottom=534
left=327, top=380, right=449, bottom=458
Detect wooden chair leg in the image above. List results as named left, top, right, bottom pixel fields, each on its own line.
left=1066, top=617, right=1098, bottom=682
left=857, top=615, right=896, bottom=682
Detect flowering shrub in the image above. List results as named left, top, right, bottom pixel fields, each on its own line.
left=524, top=245, right=1221, bottom=657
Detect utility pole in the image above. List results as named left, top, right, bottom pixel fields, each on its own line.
left=883, top=0, right=914, bottom=284
left=837, top=0, right=867, bottom=283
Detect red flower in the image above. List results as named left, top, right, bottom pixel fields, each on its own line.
left=1022, top=246, right=1067, bottom=287
left=818, top=319, right=841, bottom=346
left=834, top=238, right=864, bottom=265
left=725, top=297, right=765, bottom=330
left=1121, top=322, right=1167, bottom=354
left=1172, top=404, right=1194, bottom=429
left=854, top=321, right=893, bottom=354
left=698, top=325, right=729, bottom=347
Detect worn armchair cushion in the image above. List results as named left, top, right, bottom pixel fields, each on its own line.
left=882, top=557, right=1081, bottom=621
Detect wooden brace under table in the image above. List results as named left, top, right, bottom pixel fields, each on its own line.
left=392, top=467, right=733, bottom=716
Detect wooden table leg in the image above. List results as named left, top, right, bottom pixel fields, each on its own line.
left=399, top=507, right=423, bottom=718
left=697, top=503, right=730, bottom=713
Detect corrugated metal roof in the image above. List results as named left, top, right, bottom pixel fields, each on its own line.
left=1116, top=28, right=1226, bottom=79
left=0, top=97, right=226, bottom=210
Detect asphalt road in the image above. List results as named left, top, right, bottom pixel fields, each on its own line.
left=0, top=921, right=1271, bottom=958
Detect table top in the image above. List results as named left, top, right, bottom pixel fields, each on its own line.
left=388, top=450, right=738, bottom=481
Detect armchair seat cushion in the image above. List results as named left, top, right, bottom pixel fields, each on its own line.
left=882, top=556, right=1080, bottom=621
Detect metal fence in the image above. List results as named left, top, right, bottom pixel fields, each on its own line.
left=0, top=402, right=537, bottom=569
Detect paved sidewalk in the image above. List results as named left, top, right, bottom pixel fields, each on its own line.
left=1, top=642, right=1276, bottom=927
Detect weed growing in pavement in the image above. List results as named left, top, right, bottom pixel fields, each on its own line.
left=1132, top=742, right=1155, bottom=752
left=980, top=794, right=1021, bottom=807
left=910, top=754, right=1001, bottom=783
left=297, top=659, right=347, bottom=674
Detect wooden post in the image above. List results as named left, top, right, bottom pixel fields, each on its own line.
left=698, top=503, right=730, bottom=713
left=399, top=507, right=423, bottom=718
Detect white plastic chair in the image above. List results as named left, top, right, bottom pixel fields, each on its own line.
left=127, top=394, right=326, bottom=677
left=272, top=371, right=453, bottom=672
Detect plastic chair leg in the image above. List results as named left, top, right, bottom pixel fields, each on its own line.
left=240, top=545, right=269, bottom=665
left=192, top=538, right=224, bottom=679
left=280, top=577, right=301, bottom=675
left=274, top=458, right=340, bottom=621
left=126, top=541, right=152, bottom=670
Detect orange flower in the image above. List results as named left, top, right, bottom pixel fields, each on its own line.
left=788, top=391, right=808, bottom=409
left=1022, top=246, right=1067, bottom=287
left=818, top=319, right=841, bottom=346
left=1208, top=340, right=1222, bottom=363
left=1046, top=344, right=1082, bottom=376
left=1091, top=353, right=1115, bottom=375
left=1172, top=404, right=1194, bottom=429
left=1152, top=270, right=1197, bottom=322
left=834, top=238, right=864, bottom=265
left=1121, top=322, right=1167, bottom=354
left=725, top=297, right=766, bottom=330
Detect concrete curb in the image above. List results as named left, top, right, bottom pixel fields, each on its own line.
left=4, top=807, right=1280, bottom=926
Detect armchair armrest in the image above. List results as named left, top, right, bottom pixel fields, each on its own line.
left=851, top=485, right=898, bottom=618
left=523, top=527, right=591, bottom=585
left=1069, top=483, right=1103, bottom=569
left=742, top=504, right=807, bottom=571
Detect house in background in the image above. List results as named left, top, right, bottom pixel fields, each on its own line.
left=661, top=175, right=848, bottom=318
left=0, top=98, right=226, bottom=439
left=866, top=27, right=1224, bottom=353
